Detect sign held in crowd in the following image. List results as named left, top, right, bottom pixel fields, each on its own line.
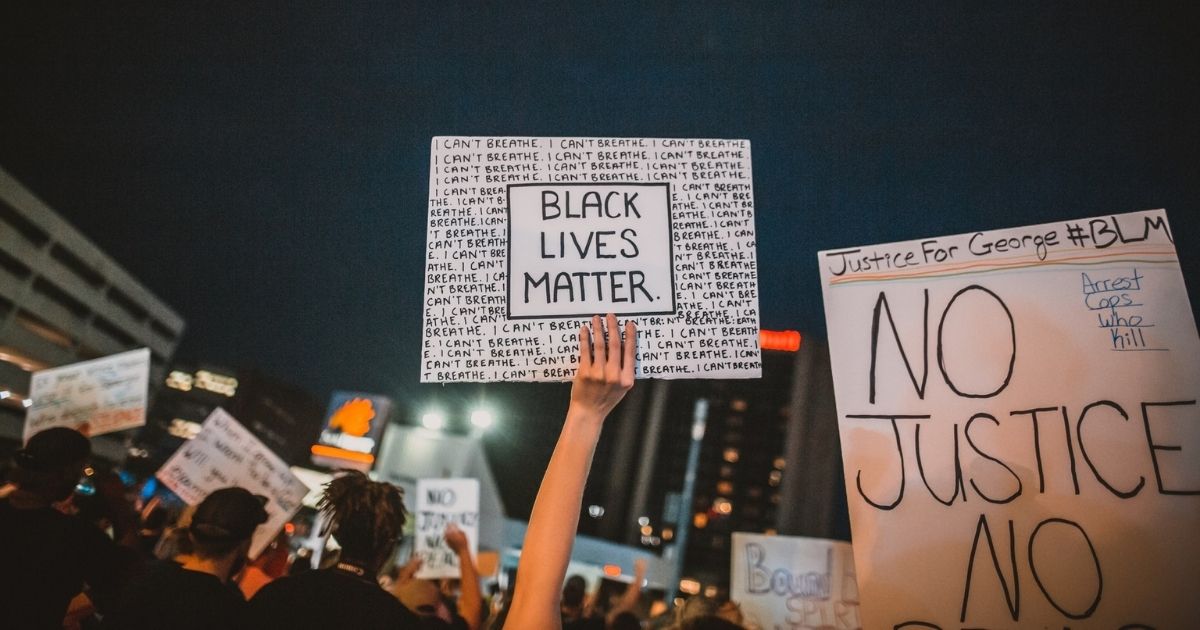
left=421, top=136, right=761, bottom=383
left=156, top=407, right=309, bottom=558
left=820, top=209, right=1199, bottom=627
left=413, top=478, right=480, bottom=579
left=23, top=347, right=150, bottom=442
left=730, top=533, right=860, bottom=630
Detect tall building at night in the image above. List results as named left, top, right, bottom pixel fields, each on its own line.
left=132, top=364, right=325, bottom=471
left=577, top=333, right=849, bottom=598
left=0, top=167, right=185, bottom=444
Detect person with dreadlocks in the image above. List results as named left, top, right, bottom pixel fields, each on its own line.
left=244, top=469, right=422, bottom=629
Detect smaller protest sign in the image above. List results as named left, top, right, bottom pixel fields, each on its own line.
left=414, top=478, right=480, bottom=579
left=730, top=532, right=860, bottom=630
left=156, top=408, right=309, bottom=558
left=23, top=348, right=150, bottom=442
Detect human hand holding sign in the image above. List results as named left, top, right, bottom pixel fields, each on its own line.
left=570, top=313, right=637, bottom=422
left=507, top=313, right=637, bottom=629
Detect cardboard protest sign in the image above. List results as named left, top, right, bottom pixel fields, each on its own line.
left=422, top=137, right=760, bottom=382
left=730, top=533, right=860, bottom=630
left=414, top=478, right=479, bottom=579
left=156, top=408, right=309, bottom=558
left=819, top=210, right=1200, bottom=627
left=23, top=348, right=150, bottom=442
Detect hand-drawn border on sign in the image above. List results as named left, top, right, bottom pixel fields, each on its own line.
left=505, top=181, right=678, bottom=320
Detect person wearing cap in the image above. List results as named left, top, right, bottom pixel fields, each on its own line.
left=102, top=486, right=268, bottom=630
left=0, top=427, right=135, bottom=629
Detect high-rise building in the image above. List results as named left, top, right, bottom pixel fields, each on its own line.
left=132, top=364, right=325, bottom=470
left=0, top=167, right=184, bottom=445
left=577, top=334, right=850, bottom=598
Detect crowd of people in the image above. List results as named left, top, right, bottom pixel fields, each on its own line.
left=2, top=315, right=750, bottom=629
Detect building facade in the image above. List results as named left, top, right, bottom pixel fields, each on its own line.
left=577, top=336, right=851, bottom=599
left=0, top=167, right=185, bottom=443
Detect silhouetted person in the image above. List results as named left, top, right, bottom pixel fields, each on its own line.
left=0, top=428, right=131, bottom=629
left=103, top=486, right=268, bottom=630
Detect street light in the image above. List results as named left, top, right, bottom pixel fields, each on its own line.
left=469, top=408, right=494, bottom=430
left=421, top=411, right=445, bottom=431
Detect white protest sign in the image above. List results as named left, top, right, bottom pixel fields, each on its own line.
left=156, top=408, right=309, bottom=558
left=422, top=136, right=761, bottom=382
left=730, top=533, right=860, bottom=630
left=23, top=348, right=150, bottom=442
left=819, top=210, right=1200, bottom=628
left=414, top=478, right=479, bottom=579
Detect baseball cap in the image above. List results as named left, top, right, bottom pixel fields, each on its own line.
left=190, top=487, right=269, bottom=542
left=16, top=427, right=91, bottom=471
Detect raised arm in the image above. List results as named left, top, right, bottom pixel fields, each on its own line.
left=505, top=313, right=636, bottom=629
left=605, top=558, right=647, bottom=626
left=445, top=523, right=483, bottom=630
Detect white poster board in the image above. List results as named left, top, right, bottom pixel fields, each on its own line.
left=421, top=136, right=761, bottom=382
left=819, top=210, right=1200, bottom=628
left=414, top=477, right=480, bottom=579
left=156, top=408, right=309, bottom=558
left=730, top=533, right=860, bottom=630
left=23, top=348, right=150, bottom=442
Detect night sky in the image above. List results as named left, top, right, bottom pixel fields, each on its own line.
left=3, top=4, right=1198, bottom=516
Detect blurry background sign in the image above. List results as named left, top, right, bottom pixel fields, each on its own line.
left=309, top=390, right=393, bottom=471
left=23, top=348, right=150, bottom=441
left=414, top=477, right=480, bottom=579
left=730, top=532, right=859, bottom=630
left=156, top=407, right=309, bottom=558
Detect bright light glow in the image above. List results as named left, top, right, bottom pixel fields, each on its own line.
left=637, top=516, right=649, bottom=526
left=22, top=398, right=33, bottom=408
left=722, top=447, right=740, bottom=463
left=713, top=498, right=733, bottom=514
left=0, top=390, right=9, bottom=399
left=679, top=579, right=701, bottom=595
left=470, top=409, right=494, bottom=429
left=662, top=527, right=674, bottom=541
left=587, top=505, right=605, bottom=518
left=693, top=512, right=708, bottom=529
left=704, top=585, right=718, bottom=598
left=603, top=564, right=621, bottom=577
left=640, top=525, right=653, bottom=536
left=421, top=411, right=445, bottom=431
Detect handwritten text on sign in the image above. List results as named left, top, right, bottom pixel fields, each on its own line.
left=819, top=210, right=1200, bottom=628
left=414, top=478, right=480, bottom=580
left=422, top=137, right=760, bottom=382
left=156, top=408, right=309, bottom=559
left=23, top=348, right=150, bottom=442
left=730, top=533, right=860, bottom=630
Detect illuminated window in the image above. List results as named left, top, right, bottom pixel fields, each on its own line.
left=167, top=418, right=203, bottom=440
left=662, top=527, right=674, bottom=541
left=195, top=370, right=238, bottom=397
left=640, top=525, right=653, bottom=536
left=713, top=498, right=733, bottom=515
left=769, top=470, right=783, bottom=486
left=693, top=512, right=708, bottom=529
left=165, top=370, right=194, bottom=391
left=723, top=447, right=740, bottom=463
left=716, top=481, right=734, bottom=495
